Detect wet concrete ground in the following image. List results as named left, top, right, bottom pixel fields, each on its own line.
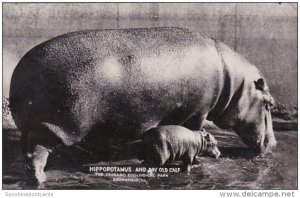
left=2, top=127, right=297, bottom=190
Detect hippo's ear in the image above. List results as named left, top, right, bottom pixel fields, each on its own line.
left=254, top=78, right=266, bottom=92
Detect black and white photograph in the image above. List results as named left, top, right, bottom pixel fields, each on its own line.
left=2, top=2, right=298, bottom=191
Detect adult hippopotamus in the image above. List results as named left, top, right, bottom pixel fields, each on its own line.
left=138, top=126, right=220, bottom=173
left=9, top=27, right=276, bottom=183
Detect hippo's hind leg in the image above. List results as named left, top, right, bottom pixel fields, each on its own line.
left=25, top=144, right=49, bottom=184
left=21, top=125, right=61, bottom=185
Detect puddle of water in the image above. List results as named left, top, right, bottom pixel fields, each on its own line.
left=2, top=128, right=297, bottom=189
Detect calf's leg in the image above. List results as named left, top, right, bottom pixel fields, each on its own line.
left=181, top=156, right=194, bottom=174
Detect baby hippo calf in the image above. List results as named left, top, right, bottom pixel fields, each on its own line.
left=138, top=125, right=221, bottom=172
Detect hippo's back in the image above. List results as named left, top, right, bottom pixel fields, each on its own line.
left=9, top=27, right=223, bottom=145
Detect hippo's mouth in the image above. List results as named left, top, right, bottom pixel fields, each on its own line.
left=232, top=124, right=263, bottom=154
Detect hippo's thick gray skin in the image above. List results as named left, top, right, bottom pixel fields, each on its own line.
left=9, top=27, right=276, bottom=183
left=138, top=126, right=220, bottom=172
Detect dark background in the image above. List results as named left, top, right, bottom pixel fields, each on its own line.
left=3, top=2, right=297, bottom=107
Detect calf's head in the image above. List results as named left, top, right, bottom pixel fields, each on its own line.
left=201, top=132, right=221, bottom=159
